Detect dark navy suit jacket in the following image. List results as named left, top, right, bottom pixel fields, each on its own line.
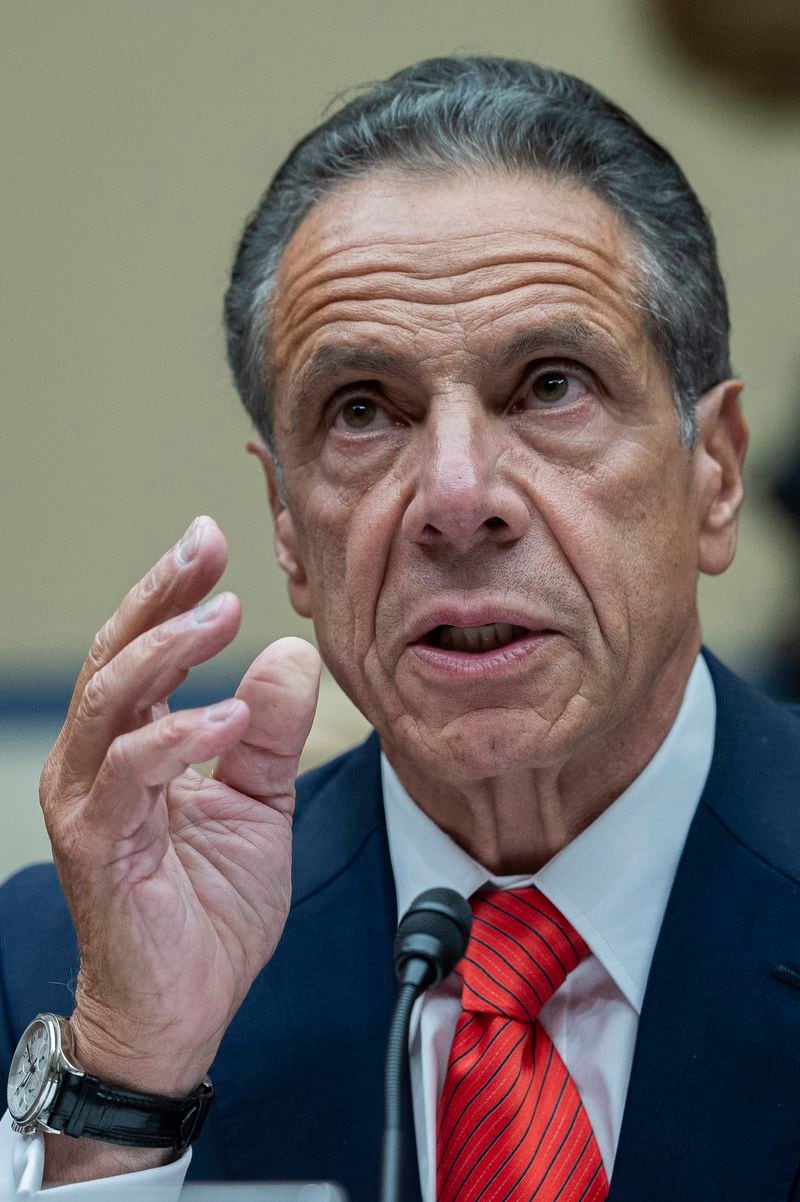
left=2, top=653, right=800, bottom=1201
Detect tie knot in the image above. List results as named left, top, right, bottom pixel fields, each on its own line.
left=457, top=887, right=589, bottom=1023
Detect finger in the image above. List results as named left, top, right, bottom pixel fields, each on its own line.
left=82, top=699, right=251, bottom=850
left=62, top=591, right=243, bottom=788
left=65, top=516, right=228, bottom=728
left=214, top=638, right=321, bottom=809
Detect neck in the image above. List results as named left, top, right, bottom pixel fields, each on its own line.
left=383, top=642, right=701, bottom=875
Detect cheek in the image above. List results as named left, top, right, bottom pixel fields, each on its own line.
left=547, top=443, right=697, bottom=646
left=295, top=473, right=408, bottom=656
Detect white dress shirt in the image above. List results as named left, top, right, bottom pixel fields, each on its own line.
left=0, top=656, right=716, bottom=1200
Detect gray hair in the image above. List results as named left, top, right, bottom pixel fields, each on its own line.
left=224, top=56, right=731, bottom=450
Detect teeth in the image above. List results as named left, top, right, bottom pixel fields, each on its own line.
left=437, top=623, right=525, bottom=652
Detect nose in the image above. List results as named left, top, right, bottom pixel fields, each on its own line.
left=401, top=401, right=531, bottom=554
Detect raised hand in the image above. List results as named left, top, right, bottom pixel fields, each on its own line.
left=38, top=516, right=320, bottom=1113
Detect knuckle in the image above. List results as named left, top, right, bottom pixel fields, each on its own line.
left=80, top=671, right=109, bottom=722
left=101, top=715, right=185, bottom=786
left=159, top=712, right=187, bottom=750
left=137, top=564, right=161, bottom=604
left=147, top=619, right=175, bottom=651
left=104, top=731, right=133, bottom=776
left=88, top=621, right=114, bottom=672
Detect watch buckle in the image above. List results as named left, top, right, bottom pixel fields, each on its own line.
left=176, top=1078, right=213, bottom=1152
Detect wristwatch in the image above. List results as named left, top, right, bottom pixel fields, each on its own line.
left=7, top=1013, right=214, bottom=1151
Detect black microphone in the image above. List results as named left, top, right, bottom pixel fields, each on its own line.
left=379, top=889, right=472, bottom=1202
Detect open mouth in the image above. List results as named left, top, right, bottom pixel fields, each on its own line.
left=421, top=622, right=531, bottom=653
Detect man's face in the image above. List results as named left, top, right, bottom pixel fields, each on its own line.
left=264, top=170, right=742, bottom=784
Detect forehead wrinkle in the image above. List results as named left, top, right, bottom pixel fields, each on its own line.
left=276, top=172, right=631, bottom=295
left=278, top=260, right=633, bottom=361
left=280, top=230, right=622, bottom=298
left=272, top=171, right=641, bottom=349
left=278, top=234, right=625, bottom=329
left=275, top=203, right=631, bottom=322
left=275, top=274, right=639, bottom=385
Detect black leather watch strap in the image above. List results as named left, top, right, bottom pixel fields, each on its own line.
left=47, top=1069, right=214, bottom=1152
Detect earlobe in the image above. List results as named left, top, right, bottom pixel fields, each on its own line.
left=694, top=381, right=748, bottom=577
left=246, top=437, right=313, bottom=618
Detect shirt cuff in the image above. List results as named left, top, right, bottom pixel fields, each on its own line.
left=0, top=1109, right=191, bottom=1199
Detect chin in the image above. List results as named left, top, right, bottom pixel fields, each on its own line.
left=410, top=708, right=564, bottom=783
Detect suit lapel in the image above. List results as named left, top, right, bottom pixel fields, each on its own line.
left=203, top=734, right=422, bottom=1202
left=610, top=655, right=800, bottom=1201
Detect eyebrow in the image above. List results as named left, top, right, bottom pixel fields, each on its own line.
left=291, top=345, right=419, bottom=400
left=497, top=319, right=635, bottom=380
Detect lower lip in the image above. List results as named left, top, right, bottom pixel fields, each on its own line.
left=407, top=631, right=556, bottom=680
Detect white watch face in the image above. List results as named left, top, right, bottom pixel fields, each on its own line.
left=7, top=1019, right=54, bottom=1121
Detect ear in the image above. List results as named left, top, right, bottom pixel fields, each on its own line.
left=247, top=437, right=312, bottom=618
left=693, top=380, right=748, bottom=577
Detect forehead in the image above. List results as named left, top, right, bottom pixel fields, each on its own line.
left=269, top=168, right=648, bottom=394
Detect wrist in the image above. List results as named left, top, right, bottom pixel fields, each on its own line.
left=67, top=1007, right=214, bottom=1099
left=9, top=1010, right=210, bottom=1185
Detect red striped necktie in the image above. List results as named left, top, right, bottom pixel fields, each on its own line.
left=436, top=887, right=609, bottom=1202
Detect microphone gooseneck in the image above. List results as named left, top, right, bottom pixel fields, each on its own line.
left=379, top=889, right=472, bottom=1202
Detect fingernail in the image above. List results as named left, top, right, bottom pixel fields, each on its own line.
left=193, top=593, right=225, bottom=624
left=206, top=698, right=241, bottom=723
left=176, top=517, right=203, bottom=565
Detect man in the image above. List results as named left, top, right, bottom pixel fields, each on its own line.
left=1, top=56, right=799, bottom=1202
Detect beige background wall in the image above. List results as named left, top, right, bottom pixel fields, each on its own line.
left=2, top=0, right=798, bottom=878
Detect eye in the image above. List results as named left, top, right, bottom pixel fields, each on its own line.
left=532, top=372, right=570, bottom=404
left=332, top=396, right=394, bottom=433
left=513, top=363, right=593, bottom=412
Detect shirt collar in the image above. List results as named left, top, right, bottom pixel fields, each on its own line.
left=381, top=654, right=716, bottom=1014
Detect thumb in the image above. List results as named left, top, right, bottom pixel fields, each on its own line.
left=213, top=637, right=321, bottom=807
